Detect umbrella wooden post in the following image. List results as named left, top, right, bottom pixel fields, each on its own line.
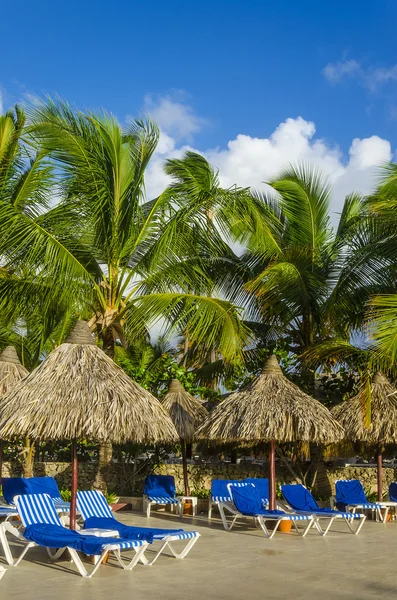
left=269, top=440, right=276, bottom=511
left=376, top=446, right=383, bottom=502
left=70, top=439, right=78, bottom=530
left=181, top=440, right=190, bottom=497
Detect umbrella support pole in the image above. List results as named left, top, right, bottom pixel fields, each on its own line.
left=70, top=439, right=78, bottom=530
left=377, top=447, right=383, bottom=502
left=181, top=441, right=190, bottom=497
left=269, top=440, right=276, bottom=511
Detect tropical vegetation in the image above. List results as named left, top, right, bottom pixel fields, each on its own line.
left=1, top=97, right=397, bottom=486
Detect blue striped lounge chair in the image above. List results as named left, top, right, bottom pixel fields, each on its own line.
left=208, top=479, right=249, bottom=530
left=2, top=477, right=70, bottom=512
left=77, top=490, right=200, bottom=565
left=227, top=483, right=314, bottom=538
left=0, top=493, right=148, bottom=578
left=281, top=484, right=366, bottom=535
left=335, top=479, right=397, bottom=523
left=143, top=475, right=181, bottom=518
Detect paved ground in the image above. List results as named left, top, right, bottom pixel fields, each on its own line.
left=1, top=509, right=397, bottom=600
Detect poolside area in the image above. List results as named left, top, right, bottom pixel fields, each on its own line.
left=1, top=510, right=397, bottom=600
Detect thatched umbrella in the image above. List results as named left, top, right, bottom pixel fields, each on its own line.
left=0, top=321, right=177, bottom=528
left=332, top=372, right=397, bottom=501
left=0, top=347, right=29, bottom=480
left=162, top=379, right=208, bottom=496
left=196, top=355, right=344, bottom=509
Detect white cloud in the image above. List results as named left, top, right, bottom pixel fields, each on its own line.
left=144, top=105, right=394, bottom=224
left=143, top=93, right=205, bottom=141
left=323, top=59, right=362, bottom=84
left=323, top=58, right=397, bottom=92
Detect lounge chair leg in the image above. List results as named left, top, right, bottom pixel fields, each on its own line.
left=46, top=547, right=67, bottom=560
left=113, top=544, right=148, bottom=571
left=322, top=518, right=335, bottom=536
left=300, top=519, right=314, bottom=537
left=67, top=544, right=147, bottom=578
left=0, top=566, right=5, bottom=580
left=257, top=517, right=271, bottom=538
left=345, top=515, right=366, bottom=534
left=311, top=519, right=324, bottom=536
left=208, top=499, right=212, bottom=519
left=0, top=522, right=35, bottom=567
left=147, top=536, right=199, bottom=565
left=382, top=507, right=389, bottom=523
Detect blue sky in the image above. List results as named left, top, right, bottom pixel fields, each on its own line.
left=2, top=0, right=397, bottom=216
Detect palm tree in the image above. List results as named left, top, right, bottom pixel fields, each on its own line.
left=222, top=165, right=376, bottom=391
left=0, top=99, right=251, bottom=489
left=361, top=162, right=397, bottom=368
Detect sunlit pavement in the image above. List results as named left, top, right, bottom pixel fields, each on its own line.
left=1, top=509, right=397, bottom=600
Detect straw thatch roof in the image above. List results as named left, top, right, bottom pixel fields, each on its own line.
left=0, top=346, right=29, bottom=396
left=0, top=321, right=178, bottom=443
left=331, top=372, right=397, bottom=444
left=162, top=379, right=208, bottom=441
left=196, top=355, right=344, bottom=443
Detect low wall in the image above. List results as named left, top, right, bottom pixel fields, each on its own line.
left=2, top=461, right=396, bottom=498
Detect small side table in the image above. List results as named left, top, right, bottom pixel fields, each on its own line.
left=177, top=496, right=198, bottom=517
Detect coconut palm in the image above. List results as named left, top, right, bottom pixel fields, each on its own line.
left=362, top=162, right=397, bottom=368
left=223, top=166, right=379, bottom=391
left=0, top=99, right=251, bottom=489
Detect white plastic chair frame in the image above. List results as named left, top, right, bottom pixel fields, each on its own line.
left=226, top=483, right=314, bottom=538
left=143, top=495, right=182, bottom=518
left=0, top=520, right=148, bottom=578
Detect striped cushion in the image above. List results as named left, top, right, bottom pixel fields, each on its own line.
left=148, top=496, right=180, bottom=504
left=107, top=540, right=146, bottom=550
left=211, top=481, right=249, bottom=503
left=77, top=490, right=113, bottom=520
left=16, top=494, right=61, bottom=527
left=213, top=496, right=232, bottom=503
left=274, top=514, right=311, bottom=521
left=161, top=531, right=198, bottom=540
left=348, top=502, right=382, bottom=509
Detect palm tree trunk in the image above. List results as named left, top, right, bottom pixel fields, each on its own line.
left=94, top=325, right=115, bottom=493
left=93, top=440, right=113, bottom=493
left=22, top=437, right=35, bottom=478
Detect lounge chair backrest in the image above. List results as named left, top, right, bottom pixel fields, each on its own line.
left=15, top=493, right=61, bottom=527
left=77, top=490, right=113, bottom=521
left=210, top=479, right=246, bottom=502
left=144, top=475, right=176, bottom=498
left=282, top=484, right=319, bottom=511
left=227, top=483, right=263, bottom=515
left=389, top=482, right=397, bottom=503
left=335, top=479, right=367, bottom=505
left=244, top=478, right=269, bottom=504
left=2, top=476, right=63, bottom=505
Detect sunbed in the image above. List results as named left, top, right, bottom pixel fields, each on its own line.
left=2, top=477, right=70, bottom=512
left=143, top=475, right=181, bottom=517
left=334, top=479, right=397, bottom=523
left=77, top=489, right=200, bottom=565
left=208, top=479, right=250, bottom=530
left=0, top=493, right=148, bottom=577
left=227, top=483, right=314, bottom=538
left=282, top=483, right=366, bottom=535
